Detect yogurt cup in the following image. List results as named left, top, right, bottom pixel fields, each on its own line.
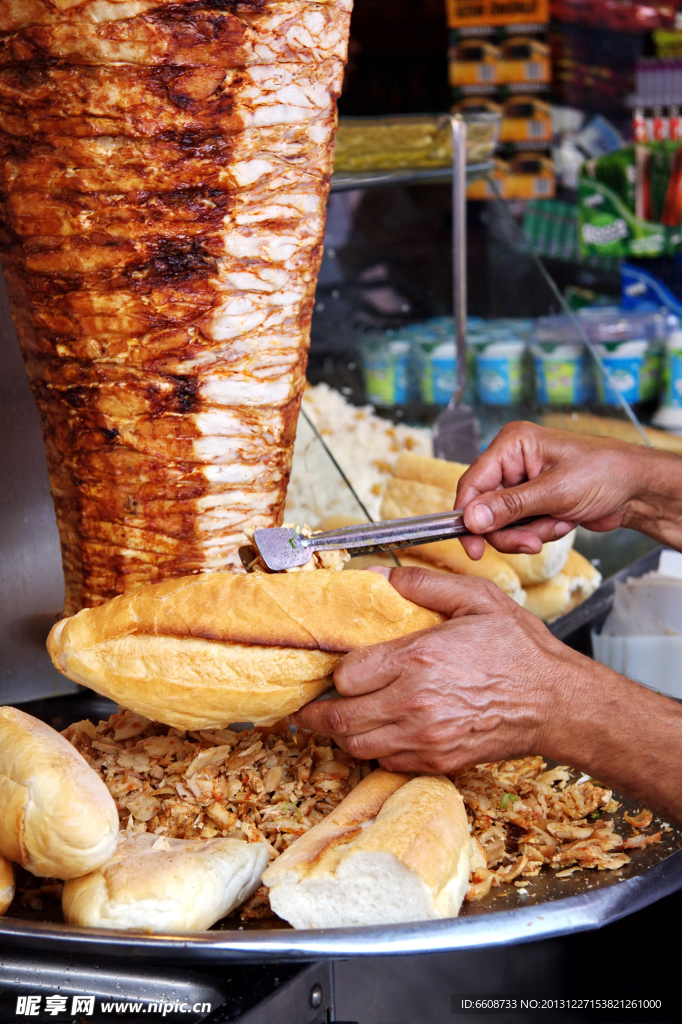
left=360, top=339, right=410, bottom=406
left=662, top=328, right=682, bottom=409
left=419, top=340, right=456, bottom=406
left=473, top=338, right=525, bottom=405
left=531, top=342, right=590, bottom=405
left=595, top=338, right=649, bottom=406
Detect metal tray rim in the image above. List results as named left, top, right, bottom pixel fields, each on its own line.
left=3, top=847, right=682, bottom=963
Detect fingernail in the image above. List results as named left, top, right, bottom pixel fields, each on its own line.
left=518, top=545, right=535, bottom=554
left=365, top=566, right=392, bottom=577
left=471, top=504, right=494, bottom=530
left=554, top=521, right=573, bottom=538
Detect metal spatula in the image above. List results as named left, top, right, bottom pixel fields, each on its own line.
left=250, top=511, right=535, bottom=572
left=432, top=116, right=481, bottom=464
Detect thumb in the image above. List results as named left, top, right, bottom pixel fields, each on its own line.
left=462, top=475, right=565, bottom=534
left=377, top=565, right=507, bottom=618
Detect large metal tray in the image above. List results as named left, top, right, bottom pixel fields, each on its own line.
left=2, top=692, right=681, bottom=964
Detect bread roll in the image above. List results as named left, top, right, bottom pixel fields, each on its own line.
left=63, top=833, right=268, bottom=933
left=393, top=451, right=469, bottom=493
left=48, top=571, right=445, bottom=730
left=0, top=707, right=118, bottom=879
left=0, top=856, right=14, bottom=915
left=524, top=549, right=602, bottom=623
left=495, top=532, right=575, bottom=586
left=263, top=770, right=471, bottom=928
left=380, top=473, right=525, bottom=605
left=382, top=477, right=455, bottom=520
left=400, top=539, right=526, bottom=605
left=542, top=412, right=682, bottom=456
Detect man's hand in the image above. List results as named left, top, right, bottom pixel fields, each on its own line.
left=293, top=567, right=682, bottom=822
left=294, top=567, right=579, bottom=774
left=454, top=421, right=682, bottom=560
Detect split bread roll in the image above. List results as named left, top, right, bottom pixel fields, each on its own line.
left=47, top=571, right=445, bottom=730
left=495, top=531, right=575, bottom=586
left=523, top=550, right=602, bottom=623
left=0, top=706, right=118, bottom=878
left=0, top=856, right=14, bottom=916
left=263, top=769, right=471, bottom=929
left=63, top=833, right=268, bottom=934
left=381, top=475, right=525, bottom=604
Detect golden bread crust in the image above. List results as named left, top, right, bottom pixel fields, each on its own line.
left=49, top=569, right=445, bottom=654
left=0, top=707, right=119, bottom=878
left=0, top=855, right=14, bottom=915
left=262, top=769, right=411, bottom=885
left=63, top=832, right=269, bottom=933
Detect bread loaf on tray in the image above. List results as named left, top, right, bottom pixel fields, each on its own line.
left=0, top=707, right=118, bottom=878
left=0, top=856, right=14, bottom=915
left=0, top=0, right=352, bottom=615
left=47, top=570, right=445, bottom=729
left=63, top=833, right=269, bottom=933
left=263, top=769, right=471, bottom=928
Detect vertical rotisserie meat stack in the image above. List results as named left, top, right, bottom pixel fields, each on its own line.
left=0, top=0, right=351, bottom=614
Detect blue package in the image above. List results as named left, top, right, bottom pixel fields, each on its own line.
left=621, top=263, right=682, bottom=317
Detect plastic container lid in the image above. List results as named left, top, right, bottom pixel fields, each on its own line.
left=594, top=339, right=648, bottom=357
left=531, top=343, right=584, bottom=359
left=472, top=338, right=526, bottom=357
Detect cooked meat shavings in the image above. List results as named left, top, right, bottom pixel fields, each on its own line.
left=455, top=757, right=661, bottom=901
left=63, top=708, right=370, bottom=919
left=242, top=523, right=350, bottom=574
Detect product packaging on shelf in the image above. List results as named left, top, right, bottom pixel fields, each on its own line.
left=579, top=144, right=682, bottom=258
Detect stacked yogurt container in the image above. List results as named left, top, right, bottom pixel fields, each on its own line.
left=532, top=310, right=667, bottom=409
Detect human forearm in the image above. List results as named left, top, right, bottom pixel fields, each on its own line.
left=621, top=446, right=682, bottom=552
left=541, top=652, right=682, bottom=824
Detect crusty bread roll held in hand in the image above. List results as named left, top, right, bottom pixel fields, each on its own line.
left=0, top=856, right=14, bottom=915
left=0, top=707, right=118, bottom=879
left=47, top=571, right=444, bottom=730
left=63, top=833, right=268, bottom=934
left=263, top=769, right=471, bottom=928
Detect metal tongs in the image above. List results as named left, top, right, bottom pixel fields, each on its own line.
left=248, top=511, right=536, bottom=572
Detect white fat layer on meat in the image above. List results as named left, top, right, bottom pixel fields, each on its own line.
left=200, top=377, right=297, bottom=407
left=202, top=464, right=284, bottom=486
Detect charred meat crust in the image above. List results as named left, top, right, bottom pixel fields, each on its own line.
left=0, top=0, right=348, bottom=613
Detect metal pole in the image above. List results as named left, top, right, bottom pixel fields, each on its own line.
left=451, top=115, right=468, bottom=405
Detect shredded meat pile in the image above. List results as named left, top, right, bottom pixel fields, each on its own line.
left=62, top=712, right=663, bottom=920
left=459, top=757, right=662, bottom=901
left=63, top=708, right=370, bottom=919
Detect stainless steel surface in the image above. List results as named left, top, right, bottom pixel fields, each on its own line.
left=253, top=513, right=537, bottom=571
left=0, top=948, right=224, bottom=1008
left=432, top=117, right=480, bottom=464
left=0, top=276, right=76, bottom=705
left=329, top=161, right=494, bottom=192
left=3, top=688, right=680, bottom=963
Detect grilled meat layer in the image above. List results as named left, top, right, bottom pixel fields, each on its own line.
left=0, top=0, right=350, bottom=613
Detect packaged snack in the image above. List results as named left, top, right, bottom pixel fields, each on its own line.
left=449, top=39, right=500, bottom=89
left=499, top=96, right=552, bottom=145
left=499, top=37, right=551, bottom=86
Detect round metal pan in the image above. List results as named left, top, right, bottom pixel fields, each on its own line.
left=2, top=841, right=682, bottom=963
left=4, top=689, right=681, bottom=963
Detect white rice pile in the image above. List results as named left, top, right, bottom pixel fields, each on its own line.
left=285, top=383, right=432, bottom=524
